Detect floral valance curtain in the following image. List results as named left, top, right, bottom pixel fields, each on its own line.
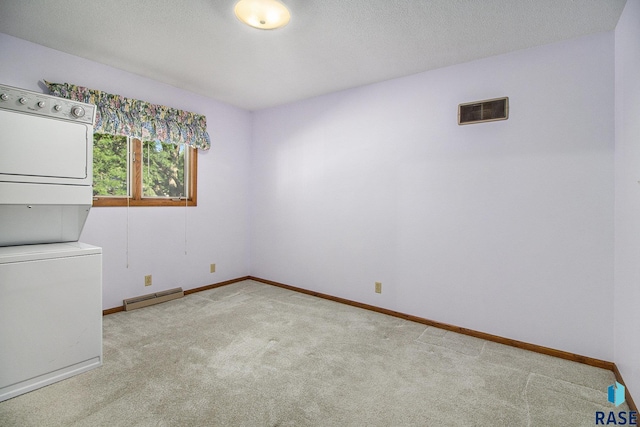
left=46, top=81, right=211, bottom=150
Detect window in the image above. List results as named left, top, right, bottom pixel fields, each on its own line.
left=46, top=82, right=209, bottom=207
left=92, top=133, right=197, bottom=207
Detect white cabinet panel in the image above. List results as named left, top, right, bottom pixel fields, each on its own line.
left=0, top=244, right=102, bottom=401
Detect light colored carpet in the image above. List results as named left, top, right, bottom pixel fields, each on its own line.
left=0, top=280, right=625, bottom=426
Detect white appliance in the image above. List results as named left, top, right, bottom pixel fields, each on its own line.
left=0, top=84, right=102, bottom=402
left=0, top=243, right=102, bottom=401
left=0, top=84, right=94, bottom=246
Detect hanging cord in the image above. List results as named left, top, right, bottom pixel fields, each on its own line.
left=146, top=141, right=150, bottom=183
left=184, top=191, right=188, bottom=256
left=184, top=144, right=188, bottom=256
left=126, top=138, right=133, bottom=269
left=126, top=190, right=130, bottom=268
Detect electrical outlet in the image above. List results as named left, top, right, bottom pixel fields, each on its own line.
left=375, top=281, right=382, bottom=294
left=144, top=275, right=152, bottom=286
left=210, top=263, right=216, bottom=273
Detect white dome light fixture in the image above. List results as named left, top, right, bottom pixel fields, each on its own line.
left=234, top=0, right=291, bottom=30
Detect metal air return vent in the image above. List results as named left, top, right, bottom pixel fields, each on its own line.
left=458, top=97, right=509, bottom=125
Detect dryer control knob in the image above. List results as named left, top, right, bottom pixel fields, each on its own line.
left=0, top=94, right=8, bottom=101
left=18, top=97, right=27, bottom=104
left=37, top=101, right=46, bottom=108
left=54, top=104, right=62, bottom=111
left=71, top=106, right=85, bottom=118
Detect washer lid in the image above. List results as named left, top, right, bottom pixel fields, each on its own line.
left=0, top=242, right=101, bottom=263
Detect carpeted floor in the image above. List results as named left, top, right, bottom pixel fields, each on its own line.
left=0, top=280, right=625, bottom=426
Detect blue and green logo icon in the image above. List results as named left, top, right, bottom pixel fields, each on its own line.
left=608, top=381, right=626, bottom=407
left=596, top=382, right=636, bottom=425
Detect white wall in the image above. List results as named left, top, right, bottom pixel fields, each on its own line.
left=251, top=33, right=616, bottom=360
left=0, top=29, right=623, bottom=364
left=615, top=0, right=640, bottom=401
left=0, top=33, right=253, bottom=310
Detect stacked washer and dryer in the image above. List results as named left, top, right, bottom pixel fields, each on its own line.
left=0, top=84, right=103, bottom=402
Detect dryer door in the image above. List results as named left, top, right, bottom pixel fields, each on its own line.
left=0, top=109, right=91, bottom=186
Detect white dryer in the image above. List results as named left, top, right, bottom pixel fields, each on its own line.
left=0, top=84, right=103, bottom=402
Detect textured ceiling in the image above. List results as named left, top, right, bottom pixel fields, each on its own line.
left=0, top=0, right=627, bottom=110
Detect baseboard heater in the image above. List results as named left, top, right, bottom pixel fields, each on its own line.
left=123, top=287, right=184, bottom=311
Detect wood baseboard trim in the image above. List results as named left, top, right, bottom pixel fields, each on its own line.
left=103, top=274, right=636, bottom=410
left=614, top=363, right=638, bottom=413
left=251, top=276, right=640, bottom=408
left=183, top=276, right=251, bottom=295
left=102, top=276, right=251, bottom=316
left=103, top=306, right=124, bottom=315
left=248, top=276, right=615, bottom=372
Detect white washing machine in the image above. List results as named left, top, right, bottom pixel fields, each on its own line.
left=0, top=84, right=102, bottom=402
left=0, top=242, right=102, bottom=402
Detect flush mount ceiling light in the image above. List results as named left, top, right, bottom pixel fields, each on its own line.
left=234, top=0, right=290, bottom=30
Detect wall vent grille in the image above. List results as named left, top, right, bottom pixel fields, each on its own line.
left=458, top=97, right=509, bottom=125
